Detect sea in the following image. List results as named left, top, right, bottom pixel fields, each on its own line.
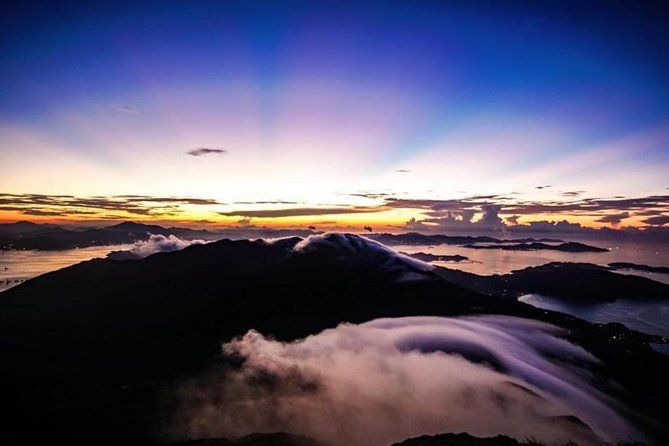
left=0, top=244, right=131, bottom=292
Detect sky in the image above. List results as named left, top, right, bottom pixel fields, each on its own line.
left=1, top=0, right=668, bottom=232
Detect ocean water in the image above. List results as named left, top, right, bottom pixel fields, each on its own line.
left=518, top=293, right=669, bottom=337
left=0, top=245, right=130, bottom=292
left=396, top=238, right=669, bottom=276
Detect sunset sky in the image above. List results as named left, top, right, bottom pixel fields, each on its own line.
left=1, top=1, right=668, bottom=231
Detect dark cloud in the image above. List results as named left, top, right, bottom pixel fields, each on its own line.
left=0, top=193, right=222, bottom=218
left=187, top=147, right=227, bottom=156
left=561, top=191, right=586, bottom=197
left=345, top=192, right=395, bottom=200
left=595, top=212, right=629, bottom=225
left=535, top=184, right=552, bottom=189
left=386, top=198, right=471, bottom=211
left=395, top=169, right=411, bottom=173
left=117, top=195, right=221, bottom=205
left=504, top=195, right=669, bottom=216
left=233, top=200, right=299, bottom=205
left=392, top=194, right=669, bottom=234
left=219, top=206, right=383, bottom=218
left=506, top=215, right=520, bottom=225
left=14, top=208, right=66, bottom=216
left=643, top=215, right=669, bottom=226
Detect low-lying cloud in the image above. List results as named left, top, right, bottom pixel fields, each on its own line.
left=106, top=233, right=203, bottom=260
left=293, top=232, right=433, bottom=280
left=174, top=316, right=639, bottom=446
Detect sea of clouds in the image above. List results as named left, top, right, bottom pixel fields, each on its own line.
left=173, top=315, right=640, bottom=446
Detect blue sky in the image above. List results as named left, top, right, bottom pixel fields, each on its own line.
left=1, top=1, right=668, bottom=228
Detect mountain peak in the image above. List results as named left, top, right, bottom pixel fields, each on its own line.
left=291, top=232, right=434, bottom=280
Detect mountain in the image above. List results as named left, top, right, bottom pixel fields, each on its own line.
left=0, top=220, right=320, bottom=251
left=434, top=262, right=669, bottom=302
left=0, top=220, right=61, bottom=235
left=391, top=433, right=523, bottom=446
left=368, top=232, right=564, bottom=246
left=402, top=252, right=469, bottom=263
left=175, top=432, right=327, bottom=446
left=0, top=220, right=219, bottom=250
left=176, top=432, right=525, bottom=446
left=0, top=234, right=667, bottom=444
left=462, top=241, right=608, bottom=253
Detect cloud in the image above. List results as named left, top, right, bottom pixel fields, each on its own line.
left=345, top=192, right=394, bottom=200
left=390, top=194, right=669, bottom=233
left=111, top=104, right=141, bottom=114
left=643, top=214, right=669, bottom=226
left=395, top=169, right=411, bottom=173
left=233, top=201, right=300, bottom=205
left=292, top=233, right=432, bottom=281
left=595, top=212, right=629, bottom=225
left=403, top=203, right=505, bottom=233
left=219, top=206, right=383, bottom=218
left=505, top=215, right=520, bottom=225
left=561, top=191, right=586, bottom=197
left=106, top=233, right=203, bottom=260
left=187, top=148, right=227, bottom=156
left=0, top=193, right=222, bottom=218
left=174, top=316, right=639, bottom=446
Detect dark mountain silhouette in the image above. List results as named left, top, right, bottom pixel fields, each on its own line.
left=174, top=431, right=546, bottom=446
left=434, top=262, right=669, bottom=302
left=0, top=220, right=60, bottom=235
left=174, top=432, right=532, bottom=446
left=0, top=221, right=218, bottom=250
left=0, top=234, right=667, bottom=444
left=391, top=432, right=523, bottom=446
left=369, top=232, right=563, bottom=246
left=462, top=241, right=607, bottom=253
left=403, top=252, right=469, bottom=263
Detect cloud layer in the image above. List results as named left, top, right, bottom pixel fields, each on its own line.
left=174, top=316, right=639, bottom=446
left=293, top=232, right=432, bottom=280
left=106, top=233, right=203, bottom=260
left=1, top=192, right=667, bottom=234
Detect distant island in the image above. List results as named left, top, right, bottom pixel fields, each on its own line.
left=434, top=261, right=669, bottom=303
left=462, top=241, right=608, bottom=253
left=369, top=232, right=564, bottom=246
left=402, top=252, right=469, bottom=263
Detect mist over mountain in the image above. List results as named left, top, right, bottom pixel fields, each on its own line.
left=176, top=315, right=636, bottom=445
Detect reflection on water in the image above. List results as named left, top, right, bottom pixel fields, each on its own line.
left=519, top=293, right=669, bottom=338
left=0, top=245, right=130, bottom=292
left=396, top=238, right=669, bottom=276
